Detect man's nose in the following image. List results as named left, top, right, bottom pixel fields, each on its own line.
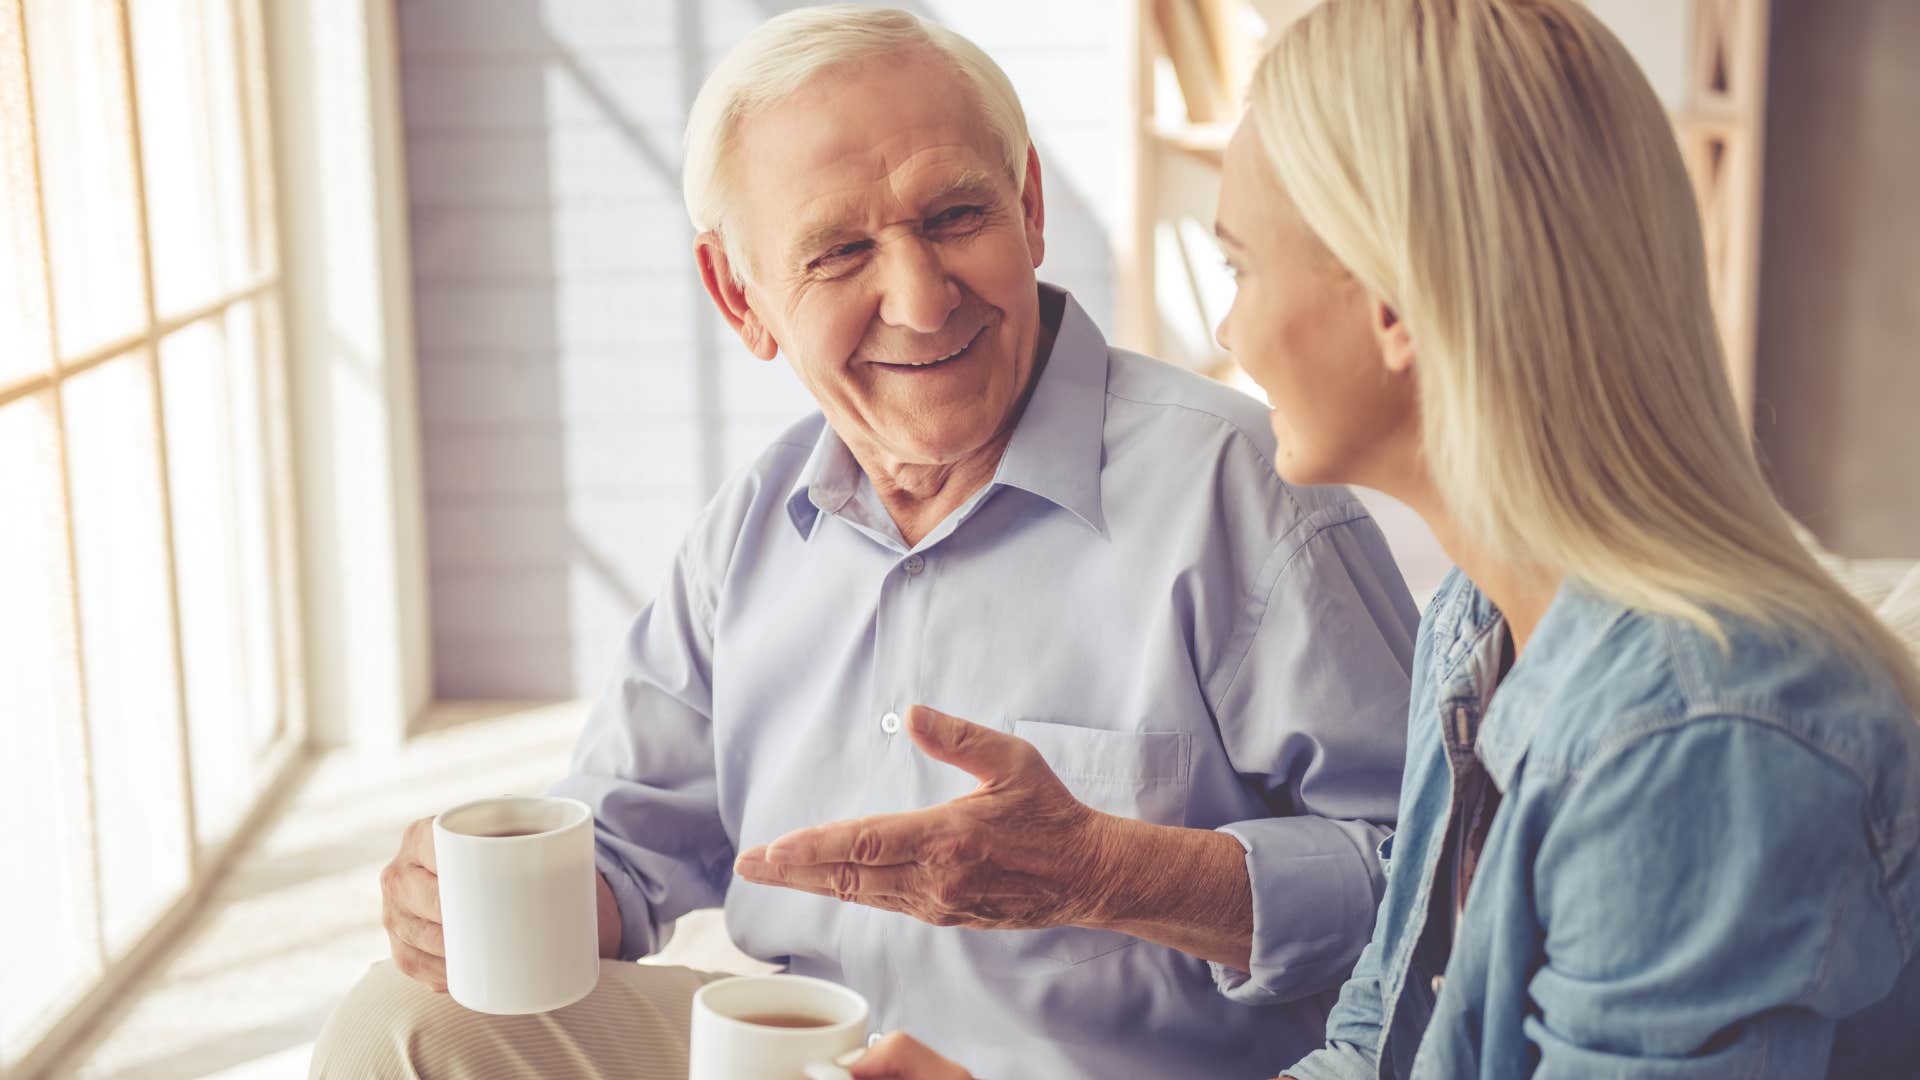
left=875, top=238, right=961, bottom=334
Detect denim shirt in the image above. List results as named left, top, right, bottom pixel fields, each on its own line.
left=1289, top=570, right=1920, bottom=1079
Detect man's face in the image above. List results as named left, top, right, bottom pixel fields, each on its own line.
left=702, top=51, right=1047, bottom=468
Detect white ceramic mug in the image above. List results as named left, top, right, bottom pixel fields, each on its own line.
left=432, top=795, right=599, bottom=1015
left=688, top=974, right=870, bottom=1080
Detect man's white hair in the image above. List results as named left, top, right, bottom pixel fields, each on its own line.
left=681, top=4, right=1032, bottom=243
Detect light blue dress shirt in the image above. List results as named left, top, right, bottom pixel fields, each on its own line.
left=550, top=287, right=1419, bottom=1079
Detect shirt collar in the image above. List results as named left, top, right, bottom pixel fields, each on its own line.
left=785, top=284, right=1109, bottom=540
left=987, top=286, right=1108, bottom=534
left=785, top=423, right=864, bottom=539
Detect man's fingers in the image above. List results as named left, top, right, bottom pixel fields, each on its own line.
left=848, top=1032, right=972, bottom=1080
left=905, top=706, right=1030, bottom=784
left=383, top=817, right=449, bottom=993
left=734, top=857, right=916, bottom=916
left=382, top=858, right=442, bottom=924
left=759, top=877, right=914, bottom=916
left=384, top=899, right=446, bottom=958
left=403, top=816, right=438, bottom=873
left=390, top=938, right=448, bottom=992
left=735, top=856, right=919, bottom=900
left=764, top=811, right=935, bottom=867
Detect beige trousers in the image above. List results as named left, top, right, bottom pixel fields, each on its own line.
left=308, top=961, right=733, bottom=1079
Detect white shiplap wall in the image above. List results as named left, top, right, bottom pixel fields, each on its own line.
left=400, top=0, right=1122, bottom=698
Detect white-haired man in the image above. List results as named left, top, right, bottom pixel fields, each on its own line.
left=312, top=6, right=1416, bottom=1078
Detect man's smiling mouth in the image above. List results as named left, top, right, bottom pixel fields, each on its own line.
left=873, top=325, right=987, bottom=371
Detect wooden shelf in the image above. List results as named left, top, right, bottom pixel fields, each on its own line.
left=1148, top=121, right=1233, bottom=165
left=1119, top=0, right=1264, bottom=361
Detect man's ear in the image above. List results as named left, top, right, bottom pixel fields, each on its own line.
left=1018, top=144, right=1045, bottom=269
left=695, top=231, right=778, bottom=361
left=1374, top=298, right=1415, bottom=376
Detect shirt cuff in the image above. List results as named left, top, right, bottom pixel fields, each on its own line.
left=1208, top=817, right=1387, bottom=1004
left=593, top=840, right=673, bottom=961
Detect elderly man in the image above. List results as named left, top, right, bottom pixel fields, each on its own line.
left=311, top=6, right=1415, bottom=1079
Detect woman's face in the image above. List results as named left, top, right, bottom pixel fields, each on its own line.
left=1213, top=122, right=1419, bottom=491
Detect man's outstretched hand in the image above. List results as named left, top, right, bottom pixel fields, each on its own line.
left=734, top=706, right=1119, bottom=930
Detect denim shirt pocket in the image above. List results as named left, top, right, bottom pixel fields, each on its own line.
left=990, top=718, right=1195, bottom=966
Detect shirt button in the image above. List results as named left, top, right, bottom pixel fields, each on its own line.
left=880, top=711, right=902, bottom=735
left=1430, top=975, right=1446, bottom=996
left=902, top=554, right=925, bottom=575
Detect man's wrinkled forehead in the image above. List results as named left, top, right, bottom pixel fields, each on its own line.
left=726, top=64, right=1012, bottom=241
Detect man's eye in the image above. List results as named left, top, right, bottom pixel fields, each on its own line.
left=810, top=242, right=871, bottom=273
left=929, top=205, right=985, bottom=230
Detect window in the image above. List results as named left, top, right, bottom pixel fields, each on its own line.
left=0, top=0, right=301, bottom=1068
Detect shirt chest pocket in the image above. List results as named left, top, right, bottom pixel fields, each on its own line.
left=1011, top=719, right=1194, bottom=826
left=975, top=719, right=1194, bottom=968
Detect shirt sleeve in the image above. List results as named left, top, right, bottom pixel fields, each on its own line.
left=1207, top=511, right=1418, bottom=1003
left=1525, top=716, right=1905, bottom=1077
left=545, top=536, right=734, bottom=961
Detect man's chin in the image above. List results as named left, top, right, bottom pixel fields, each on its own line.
left=876, top=416, right=1010, bottom=468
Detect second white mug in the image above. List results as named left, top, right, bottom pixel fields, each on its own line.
left=688, top=974, right=870, bottom=1080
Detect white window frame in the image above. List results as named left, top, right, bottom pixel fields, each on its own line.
left=0, top=0, right=365, bottom=1071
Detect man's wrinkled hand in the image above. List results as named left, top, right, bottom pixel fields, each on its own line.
left=380, top=815, right=448, bottom=992
left=733, top=706, right=1116, bottom=930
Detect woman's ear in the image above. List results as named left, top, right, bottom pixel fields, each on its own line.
left=1374, top=299, right=1415, bottom=375
left=695, top=231, right=779, bottom=361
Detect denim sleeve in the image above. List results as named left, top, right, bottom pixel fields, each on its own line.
left=1526, top=716, right=1907, bottom=1078
left=545, top=537, right=733, bottom=961
left=1284, top=911, right=1393, bottom=1080
left=1206, top=515, right=1417, bottom=1003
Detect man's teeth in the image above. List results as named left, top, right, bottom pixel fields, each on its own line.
left=899, top=336, right=973, bottom=367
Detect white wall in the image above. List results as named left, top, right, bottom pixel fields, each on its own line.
left=1585, top=0, right=1691, bottom=106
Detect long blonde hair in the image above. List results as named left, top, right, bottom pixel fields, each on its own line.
left=1248, top=0, right=1920, bottom=712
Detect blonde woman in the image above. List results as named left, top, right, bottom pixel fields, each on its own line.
left=841, top=1, right=1920, bottom=1077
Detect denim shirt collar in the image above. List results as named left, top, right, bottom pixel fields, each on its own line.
left=785, top=284, right=1109, bottom=540
left=1429, top=577, right=1628, bottom=790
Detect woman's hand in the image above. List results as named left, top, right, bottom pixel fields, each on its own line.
left=845, top=1033, right=973, bottom=1079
